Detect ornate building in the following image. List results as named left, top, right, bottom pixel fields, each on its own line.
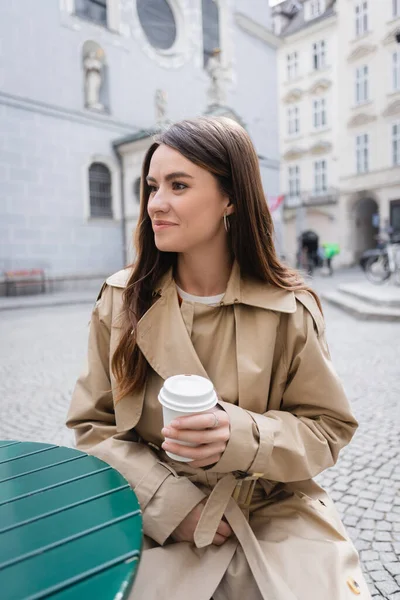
left=0, top=0, right=280, bottom=286
left=273, top=0, right=400, bottom=266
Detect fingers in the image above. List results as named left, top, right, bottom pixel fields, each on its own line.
left=168, top=410, right=229, bottom=432
left=217, top=519, right=233, bottom=538
left=161, top=439, right=226, bottom=461
left=161, top=424, right=229, bottom=445
left=213, top=533, right=229, bottom=546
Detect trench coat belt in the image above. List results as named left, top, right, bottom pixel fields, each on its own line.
left=194, top=473, right=298, bottom=600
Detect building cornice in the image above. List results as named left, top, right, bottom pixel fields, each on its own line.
left=382, top=27, right=400, bottom=46
left=309, top=140, right=333, bottom=155
left=339, top=166, right=400, bottom=192
left=382, top=100, right=400, bottom=118
left=0, top=90, right=136, bottom=133
left=347, top=113, right=377, bottom=128
left=283, top=146, right=307, bottom=160
left=347, top=43, right=377, bottom=63
left=282, top=88, right=304, bottom=103
left=308, top=78, right=332, bottom=94
left=234, top=13, right=282, bottom=49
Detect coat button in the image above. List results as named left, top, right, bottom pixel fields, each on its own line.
left=346, top=577, right=361, bottom=595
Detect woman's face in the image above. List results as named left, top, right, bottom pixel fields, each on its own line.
left=146, top=144, right=233, bottom=254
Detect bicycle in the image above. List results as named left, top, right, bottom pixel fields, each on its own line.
left=365, top=239, right=400, bottom=285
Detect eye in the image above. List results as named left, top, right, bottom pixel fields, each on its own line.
left=172, top=182, right=187, bottom=191
left=148, top=184, right=158, bottom=194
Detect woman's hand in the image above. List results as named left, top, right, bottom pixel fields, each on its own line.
left=161, top=407, right=230, bottom=468
left=171, top=499, right=233, bottom=545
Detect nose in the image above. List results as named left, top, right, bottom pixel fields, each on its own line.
left=148, top=186, right=170, bottom=217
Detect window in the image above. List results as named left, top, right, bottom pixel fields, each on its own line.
left=89, top=163, right=113, bottom=218
left=393, top=51, right=400, bottom=91
left=137, top=0, right=177, bottom=50
left=356, top=134, right=369, bottom=173
left=393, top=0, right=400, bottom=17
left=287, top=52, right=298, bottom=81
left=287, top=106, right=300, bottom=135
left=356, top=65, right=369, bottom=104
left=310, top=0, right=322, bottom=18
left=314, top=160, right=327, bottom=194
left=355, top=2, right=368, bottom=37
left=312, top=41, right=326, bottom=71
left=202, top=0, right=220, bottom=67
left=313, top=98, right=327, bottom=129
left=75, top=0, right=107, bottom=26
left=393, top=123, right=400, bottom=166
left=288, top=166, right=301, bottom=197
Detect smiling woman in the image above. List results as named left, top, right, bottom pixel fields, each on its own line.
left=145, top=145, right=233, bottom=257
left=67, top=117, right=371, bottom=600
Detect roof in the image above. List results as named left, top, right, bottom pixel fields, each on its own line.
left=113, top=107, right=247, bottom=149
left=274, top=0, right=336, bottom=38
left=204, top=105, right=247, bottom=128
left=113, top=127, right=161, bottom=149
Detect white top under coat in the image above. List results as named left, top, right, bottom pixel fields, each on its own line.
left=175, top=284, right=225, bottom=307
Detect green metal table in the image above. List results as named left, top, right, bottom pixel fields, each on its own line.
left=0, top=440, right=142, bottom=600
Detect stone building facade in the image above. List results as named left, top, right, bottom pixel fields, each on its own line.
left=273, top=0, right=400, bottom=266
left=0, top=0, right=280, bottom=287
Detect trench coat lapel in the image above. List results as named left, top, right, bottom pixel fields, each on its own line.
left=136, top=275, right=209, bottom=382
left=223, top=262, right=296, bottom=413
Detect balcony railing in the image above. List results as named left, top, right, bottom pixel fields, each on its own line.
left=284, top=187, right=339, bottom=209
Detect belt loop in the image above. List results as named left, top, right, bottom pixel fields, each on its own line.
left=232, top=472, right=264, bottom=509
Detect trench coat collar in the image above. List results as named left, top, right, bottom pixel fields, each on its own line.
left=153, top=261, right=297, bottom=314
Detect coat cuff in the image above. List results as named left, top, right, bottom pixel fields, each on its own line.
left=139, top=468, right=206, bottom=545
left=246, top=410, right=274, bottom=474
left=207, top=400, right=260, bottom=473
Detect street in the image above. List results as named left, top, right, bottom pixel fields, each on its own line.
left=0, top=277, right=399, bottom=599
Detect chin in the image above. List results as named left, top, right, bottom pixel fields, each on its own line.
left=154, top=236, right=181, bottom=253
left=154, top=239, right=190, bottom=254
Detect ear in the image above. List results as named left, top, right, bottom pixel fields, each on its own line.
left=225, top=199, right=235, bottom=216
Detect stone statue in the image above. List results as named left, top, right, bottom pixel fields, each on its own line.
left=155, top=89, right=168, bottom=125
left=83, top=49, right=104, bottom=110
left=206, top=48, right=227, bottom=107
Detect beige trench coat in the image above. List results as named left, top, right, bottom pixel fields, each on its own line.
left=66, top=264, right=371, bottom=600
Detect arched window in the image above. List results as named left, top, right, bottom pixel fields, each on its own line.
left=89, top=162, right=113, bottom=218
left=136, top=0, right=177, bottom=50
left=202, top=0, right=220, bottom=67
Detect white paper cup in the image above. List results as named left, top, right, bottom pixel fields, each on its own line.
left=158, top=374, right=218, bottom=462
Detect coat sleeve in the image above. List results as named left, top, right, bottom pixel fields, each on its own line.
left=208, top=292, right=358, bottom=482
left=66, top=285, right=205, bottom=545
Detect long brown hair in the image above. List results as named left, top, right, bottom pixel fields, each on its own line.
left=112, top=117, right=321, bottom=400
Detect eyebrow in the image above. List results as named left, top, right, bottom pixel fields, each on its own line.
left=146, top=171, right=194, bottom=183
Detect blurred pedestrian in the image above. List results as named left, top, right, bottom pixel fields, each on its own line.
left=322, top=242, right=340, bottom=276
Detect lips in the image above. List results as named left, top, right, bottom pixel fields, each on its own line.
left=153, top=220, right=178, bottom=232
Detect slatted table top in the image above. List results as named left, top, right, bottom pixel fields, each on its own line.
left=0, top=440, right=142, bottom=600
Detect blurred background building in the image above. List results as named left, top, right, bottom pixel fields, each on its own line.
left=0, top=0, right=280, bottom=288
left=273, top=0, right=400, bottom=266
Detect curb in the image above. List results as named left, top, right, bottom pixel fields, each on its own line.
left=0, top=298, right=95, bottom=312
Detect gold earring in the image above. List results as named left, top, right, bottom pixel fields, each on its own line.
left=223, top=212, right=230, bottom=233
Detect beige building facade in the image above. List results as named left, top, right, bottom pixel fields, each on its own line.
left=273, top=0, right=400, bottom=266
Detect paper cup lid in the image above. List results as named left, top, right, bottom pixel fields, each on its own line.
left=159, top=375, right=217, bottom=411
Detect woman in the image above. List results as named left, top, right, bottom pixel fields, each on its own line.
left=67, top=117, right=370, bottom=600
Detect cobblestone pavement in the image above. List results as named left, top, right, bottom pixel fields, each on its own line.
left=0, top=278, right=399, bottom=599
